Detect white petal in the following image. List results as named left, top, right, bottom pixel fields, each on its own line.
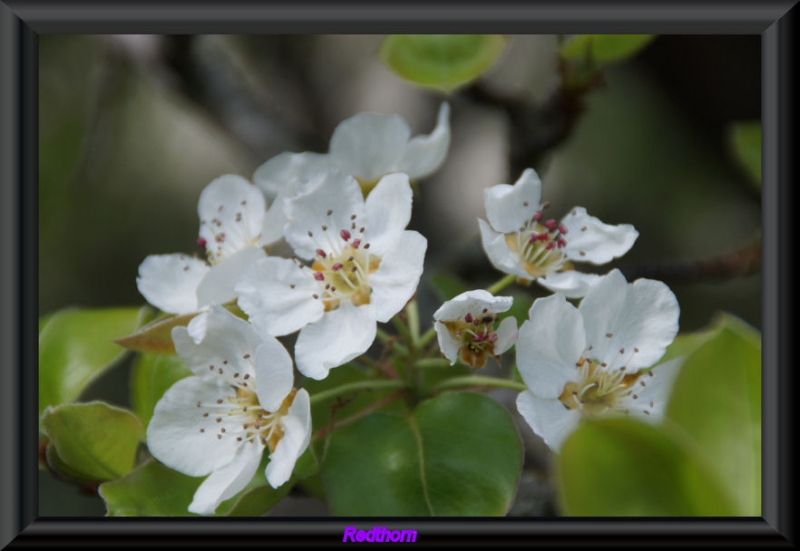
left=478, top=219, right=533, bottom=281
left=329, top=111, right=410, bottom=181
left=434, top=320, right=461, bottom=365
left=578, top=270, right=679, bottom=372
left=561, top=207, right=638, bottom=265
left=516, top=391, right=581, bottom=453
left=198, top=175, right=266, bottom=261
left=259, top=175, right=324, bottom=247
left=516, top=294, right=585, bottom=399
left=493, top=316, right=519, bottom=355
left=433, top=289, right=513, bottom=321
left=136, top=254, right=209, bottom=315
left=188, top=439, right=264, bottom=515
left=195, top=246, right=266, bottom=309
left=484, top=169, right=543, bottom=234
left=235, top=256, right=325, bottom=337
left=620, top=357, right=684, bottom=421
left=368, top=230, right=427, bottom=323
left=171, top=306, right=262, bottom=381
left=284, top=170, right=365, bottom=260
left=294, top=302, right=377, bottom=380
left=146, top=376, right=241, bottom=477
left=537, top=270, right=603, bottom=299
left=254, top=337, right=295, bottom=412
left=252, top=152, right=331, bottom=199
left=266, top=389, right=311, bottom=488
left=398, top=102, right=451, bottom=179
left=364, top=173, right=412, bottom=257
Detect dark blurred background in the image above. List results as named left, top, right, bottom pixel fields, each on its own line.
left=39, top=34, right=760, bottom=516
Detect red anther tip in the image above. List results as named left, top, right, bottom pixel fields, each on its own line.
left=488, top=333, right=498, bottom=343
left=528, top=233, right=539, bottom=243
left=332, top=262, right=343, bottom=271
left=313, top=272, right=325, bottom=281
left=196, top=237, right=207, bottom=248
left=464, top=313, right=473, bottom=323
left=473, top=318, right=481, bottom=326
left=473, top=332, right=487, bottom=343
left=352, top=239, right=361, bottom=249
left=315, top=248, right=327, bottom=258
left=545, top=219, right=558, bottom=230
left=340, top=229, right=351, bottom=241
left=545, top=242, right=555, bottom=250
left=532, top=211, right=543, bottom=222
left=537, top=233, right=549, bottom=242
left=557, top=238, right=567, bottom=248
left=558, top=223, right=569, bottom=235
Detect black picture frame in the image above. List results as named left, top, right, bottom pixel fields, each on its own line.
left=2, top=0, right=795, bottom=547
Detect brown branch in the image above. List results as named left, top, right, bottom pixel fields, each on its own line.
left=621, top=237, right=761, bottom=284
left=312, top=390, right=406, bottom=442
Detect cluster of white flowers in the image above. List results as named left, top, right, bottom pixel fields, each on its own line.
left=135, top=101, right=682, bottom=514
left=137, top=104, right=449, bottom=514
left=435, top=167, right=681, bottom=452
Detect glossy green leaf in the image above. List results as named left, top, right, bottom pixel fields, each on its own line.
left=114, top=311, right=198, bottom=355
left=321, top=391, right=522, bottom=515
left=665, top=313, right=761, bottom=515
left=729, top=121, right=761, bottom=188
left=99, top=460, right=202, bottom=516
left=41, top=402, right=144, bottom=482
left=130, top=353, right=193, bottom=428
left=558, top=418, right=737, bottom=516
left=39, top=306, right=151, bottom=415
left=561, top=34, right=655, bottom=64
left=379, top=35, right=508, bottom=92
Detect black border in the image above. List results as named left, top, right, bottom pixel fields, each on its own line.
left=2, top=1, right=795, bottom=547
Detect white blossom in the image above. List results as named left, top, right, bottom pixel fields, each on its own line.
left=479, top=168, right=638, bottom=298
left=433, top=290, right=518, bottom=369
left=136, top=175, right=267, bottom=315
left=146, top=306, right=311, bottom=515
left=254, top=103, right=450, bottom=245
left=236, top=170, right=426, bottom=380
left=515, top=269, right=682, bottom=452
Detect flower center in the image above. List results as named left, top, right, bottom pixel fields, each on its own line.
left=195, top=360, right=297, bottom=452
left=442, top=310, right=501, bottom=369
left=504, top=209, right=569, bottom=278
left=310, top=228, right=381, bottom=311
left=558, top=358, right=642, bottom=418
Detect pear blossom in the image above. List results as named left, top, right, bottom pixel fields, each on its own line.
left=146, top=306, right=311, bottom=515
left=479, top=168, right=638, bottom=298
left=236, top=170, right=427, bottom=380
left=254, top=103, right=450, bottom=245
left=136, top=175, right=268, bottom=315
left=515, top=269, right=682, bottom=452
left=433, top=290, right=518, bottom=369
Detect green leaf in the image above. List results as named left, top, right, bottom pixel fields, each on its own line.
left=561, top=34, right=655, bottom=64
left=99, top=460, right=202, bottom=516
left=728, top=121, right=761, bottom=189
left=558, top=418, right=737, bottom=516
left=430, top=272, right=469, bottom=302
left=130, top=353, right=193, bottom=428
left=39, top=306, right=152, bottom=415
left=379, top=35, right=508, bottom=93
left=665, top=313, right=761, bottom=515
left=114, top=311, right=198, bottom=355
left=41, top=402, right=144, bottom=482
left=321, top=391, right=522, bottom=515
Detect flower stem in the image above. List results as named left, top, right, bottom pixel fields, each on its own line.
left=309, top=379, right=408, bottom=406
left=405, top=299, right=421, bottom=345
left=417, top=326, right=438, bottom=350
left=429, top=375, right=527, bottom=394
left=486, top=273, right=517, bottom=295
left=414, top=358, right=452, bottom=369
